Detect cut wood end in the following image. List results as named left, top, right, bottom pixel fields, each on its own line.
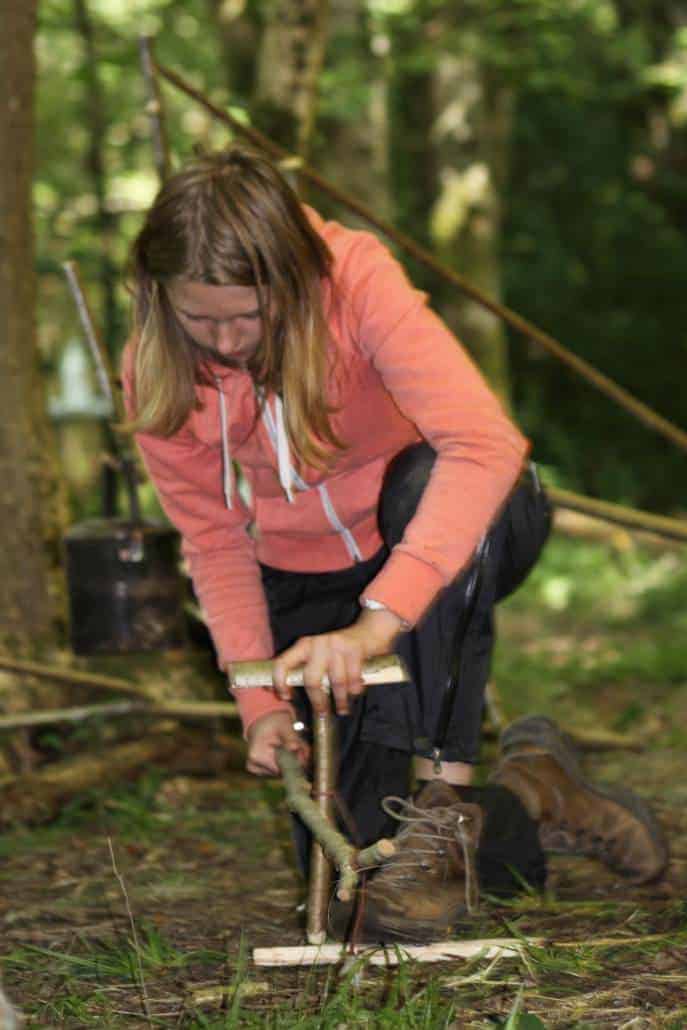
left=307, top=930, right=327, bottom=945
left=337, top=887, right=352, bottom=902
left=377, top=838, right=395, bottom=857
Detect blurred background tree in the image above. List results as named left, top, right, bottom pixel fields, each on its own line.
left=2, top=0, right=65, bottom=655
left=34, top=0, right=687, bottom=521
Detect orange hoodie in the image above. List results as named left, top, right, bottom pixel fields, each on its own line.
left=122, top=209, right=529, bottom=732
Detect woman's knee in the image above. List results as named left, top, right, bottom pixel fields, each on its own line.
left=494, top=467, right=552, bottom=601
left=379, top=442, right=436, bottom=548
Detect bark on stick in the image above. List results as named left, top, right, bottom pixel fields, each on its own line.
left=276, top=749, right=395, bottom=908
left=307, top=712, right=335, bottom=944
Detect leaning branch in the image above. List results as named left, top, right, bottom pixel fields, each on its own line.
left=0, top=655, right=150, bottom=698
left=154, top=58, right=687, bottom=457
left=547, top=485, right=687, bottom=544
left=0, top=698, right=238, bottom=731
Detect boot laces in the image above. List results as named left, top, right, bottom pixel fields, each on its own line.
left=376, top=795, right=480, bottom=914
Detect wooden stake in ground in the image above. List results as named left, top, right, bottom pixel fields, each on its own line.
left=306, top=711, right=335, bottom=944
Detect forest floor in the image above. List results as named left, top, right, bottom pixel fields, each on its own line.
left=1, top=536, right=687, bottom=1028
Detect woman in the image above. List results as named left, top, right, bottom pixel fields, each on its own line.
left=122, top=145, right=560, bottom=937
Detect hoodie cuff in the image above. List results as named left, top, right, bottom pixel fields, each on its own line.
left=360, top=549, right=447, bottom=629
left=230, top=685, right=295, bottom=738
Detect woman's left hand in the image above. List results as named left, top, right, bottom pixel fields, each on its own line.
left=273, top=607, right=404, bottom=716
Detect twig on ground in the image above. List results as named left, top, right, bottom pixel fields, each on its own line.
left=107, top=836, right=152, bottom=1026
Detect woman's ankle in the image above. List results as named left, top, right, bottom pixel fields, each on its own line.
left=413, top=757, right=474, bottom=786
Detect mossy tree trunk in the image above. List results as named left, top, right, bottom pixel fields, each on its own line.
left=0, top=0, right=67, bottom=771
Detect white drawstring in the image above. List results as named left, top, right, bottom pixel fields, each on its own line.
left=247, top=388, right=362, bottom=560
left=274, top=395, right=295, bottom=504
left=216, top=379, right=233, bottom=509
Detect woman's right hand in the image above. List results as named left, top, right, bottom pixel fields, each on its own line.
left=245, top=710, right=310, bottom=777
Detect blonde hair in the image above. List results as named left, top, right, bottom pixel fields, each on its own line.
left=128, top=146, right=342, bottom=469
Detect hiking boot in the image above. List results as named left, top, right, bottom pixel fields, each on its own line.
left=328, top=780, right=483, bottom=943
left=489, top=716, right=668, bottom=884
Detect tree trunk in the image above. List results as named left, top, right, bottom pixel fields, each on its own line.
left=73, top=0, right=121, bottom=359
left=253, top=0, right=329, bottom=161
left=387, top=14, right=438, bottom=271
left=430, top=54, right=513, bottom=405
left=310, top=0, right=392, bottom=225
left=206, top=0, right=261, bottom=99
left=0, top=2, right=68, bottom=777
left=0, top=0, right=65, bottom=656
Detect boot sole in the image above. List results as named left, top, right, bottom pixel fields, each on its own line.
left=497, top=716, right=669, bottom=883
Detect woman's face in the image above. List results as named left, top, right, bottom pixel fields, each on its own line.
left=168, top=280, right=264, bottom=369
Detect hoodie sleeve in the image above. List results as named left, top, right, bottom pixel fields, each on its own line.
left=120, top=340, right=292, bottom=734
left=343, top=234, right=530, bottom=626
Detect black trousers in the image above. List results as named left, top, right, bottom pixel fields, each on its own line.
left=261, top=444, right=551, bottom=889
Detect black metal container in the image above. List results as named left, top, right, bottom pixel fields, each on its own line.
left=65, top=518, right=188, bottom=655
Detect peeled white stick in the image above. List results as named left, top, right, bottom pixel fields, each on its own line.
left=253, top=938, right=531, bottom=967
left=228, top=654, right=409, bottom=691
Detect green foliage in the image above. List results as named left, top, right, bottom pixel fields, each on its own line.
left=35, top=1, right=687, bottom=518
left=501, top=986, right=549, bottom=1029
left=493, top=534, right=687, bottom=754
left=502, top=7, right=687, bottom=509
